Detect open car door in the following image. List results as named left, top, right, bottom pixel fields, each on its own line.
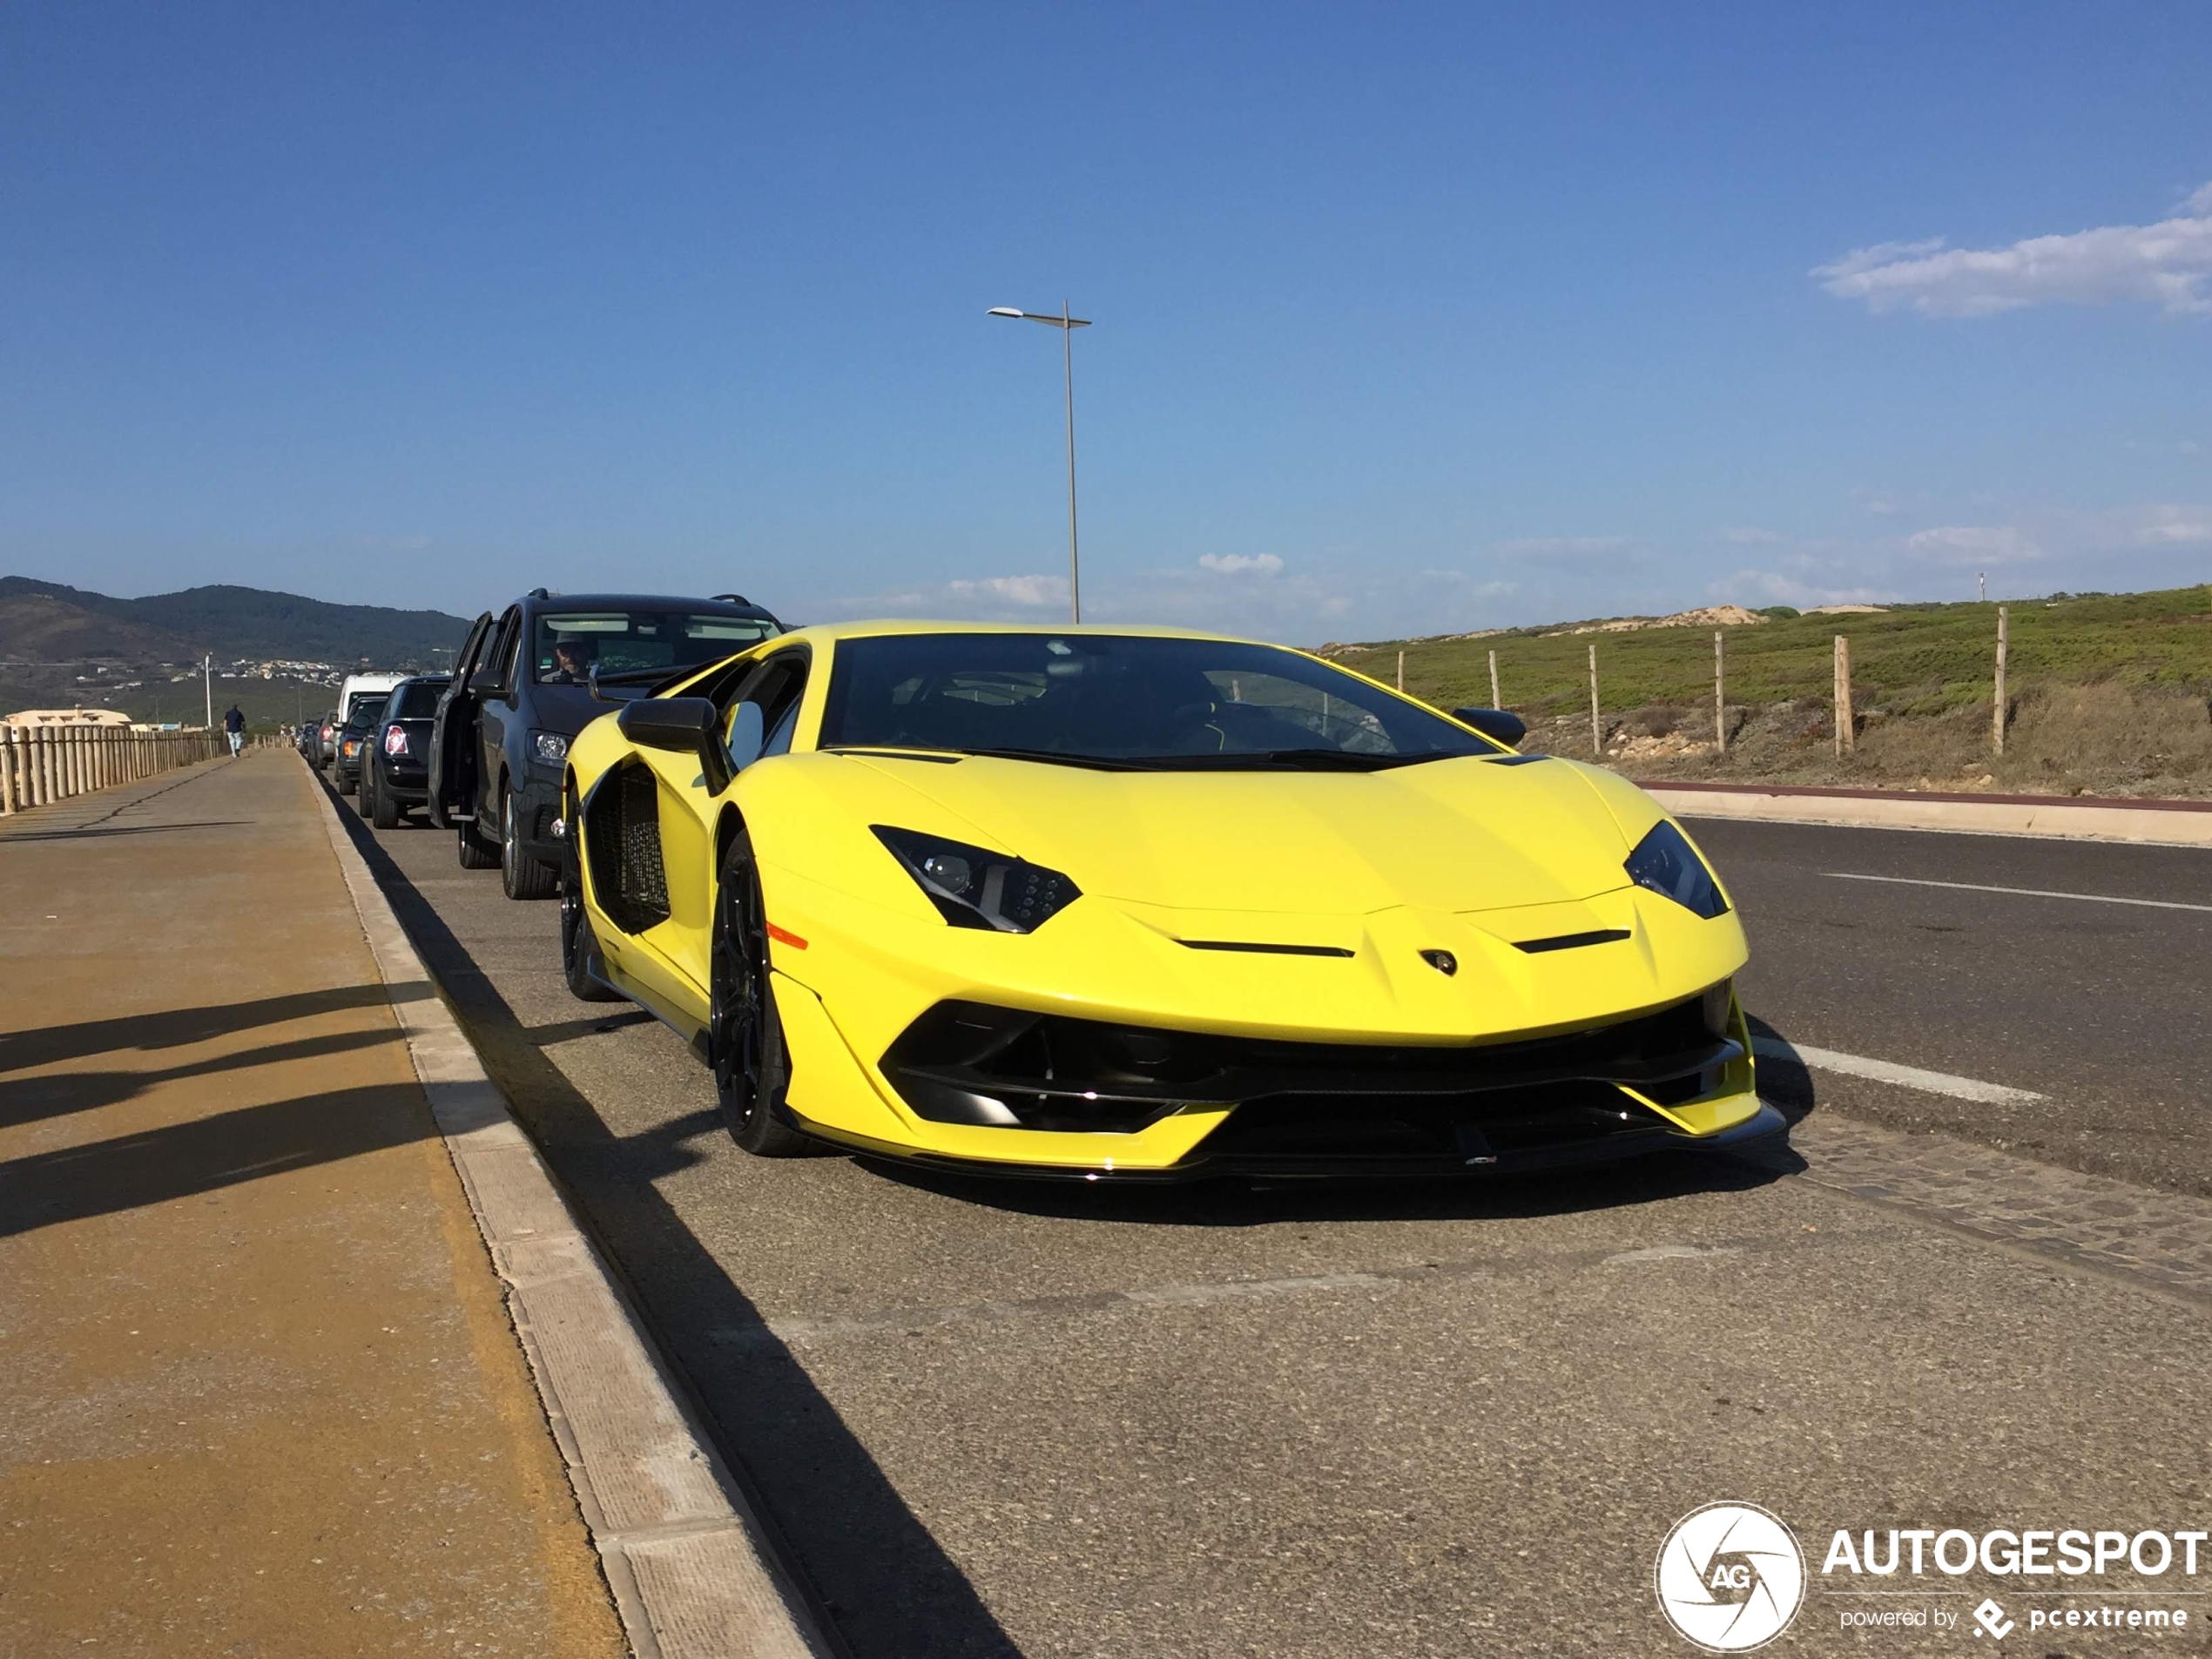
left=428, top=611, right=493, bottom=828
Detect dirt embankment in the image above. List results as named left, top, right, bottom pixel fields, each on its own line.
left=1521, top=680, right=2212, bottom=799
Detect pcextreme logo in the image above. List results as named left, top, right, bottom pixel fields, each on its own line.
left=1656, top=1501, right=1808, bottom=1652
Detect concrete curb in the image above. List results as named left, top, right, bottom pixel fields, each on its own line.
left=1644, top=782, right=2212, bottom=848
left=307, top=772, right=831, bottom=1659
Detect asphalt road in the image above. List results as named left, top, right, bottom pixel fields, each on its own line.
left=321, top=774, right=2212, bottom=1658
left=1696, top=819, right=2212, bottom=1196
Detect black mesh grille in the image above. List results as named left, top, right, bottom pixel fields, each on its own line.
left=584, top=763, right=671, bottom=934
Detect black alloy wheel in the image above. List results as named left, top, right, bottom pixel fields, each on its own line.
left=560, top=802, right=624, bottom=1002
left=710, top=831, right=809, bottom=1156
left=500, top=784, right=557, bottom=900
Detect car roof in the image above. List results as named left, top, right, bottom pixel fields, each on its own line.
left=518, top=593, right=779, bottom=619
left=761, top=618, right=1268, bottom=649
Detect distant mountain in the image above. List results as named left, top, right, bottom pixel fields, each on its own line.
left=0, top=577, right=473, bottom=666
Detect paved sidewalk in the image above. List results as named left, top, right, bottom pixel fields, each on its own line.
left=0, top=753, right=627, bottom=1656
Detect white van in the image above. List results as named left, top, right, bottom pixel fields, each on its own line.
left=338, top=671, right=410, bottom=725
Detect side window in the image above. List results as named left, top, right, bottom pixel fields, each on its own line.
left=761, top=694, right=801, bottom=759
left=726, top=650, right=809, bottom=765
left=473, top=610, right=520, bottom=694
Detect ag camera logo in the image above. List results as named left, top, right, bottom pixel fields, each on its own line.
left=1656, top=1501, right=1807, bottom=1652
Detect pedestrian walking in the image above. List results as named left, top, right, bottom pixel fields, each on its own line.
left=224, top=703, right=246, bottom=758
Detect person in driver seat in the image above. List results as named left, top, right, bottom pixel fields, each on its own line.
left=550, top=636, right=598, bottom=684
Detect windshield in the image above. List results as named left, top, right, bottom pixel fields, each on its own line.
left=818, top=633, right=1499, bottom=769
left=534, top=610, right=780, bottom=685
left=389, top=681, right=444, bottom=718
left=342, top=698, right=388, bottom=732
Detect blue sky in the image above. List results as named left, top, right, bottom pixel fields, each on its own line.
left=2, top=3, right=2206, bottom=642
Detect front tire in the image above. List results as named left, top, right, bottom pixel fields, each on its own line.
left=457, top=816, right=498, bottom=869
left=711, top=831, right=810, bottom=1156
left=560, top=804, right=624, bottom=1003
left=501, top=784, right=558, bottom=900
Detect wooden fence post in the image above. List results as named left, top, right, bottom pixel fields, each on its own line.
left=1713, top=631, right=1726, bottom=756
left=1993, top=605, right=2008, bottom=757
left=1396, top=649, right=1406, bottom=692
left=1834, top=635, right=1855, bottom=755
left=1488, top=648, right=1501, bottom=710
left=0, top=728, right=17, bottom=813
left=1588, top=644, right=1602, bottom=758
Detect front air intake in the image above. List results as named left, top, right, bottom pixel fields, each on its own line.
left=584, top=762, right=671, bottom=934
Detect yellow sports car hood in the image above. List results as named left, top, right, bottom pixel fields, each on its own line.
left=849, top=752, right=1642, bottom=916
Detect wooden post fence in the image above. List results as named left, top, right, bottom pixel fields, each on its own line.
left=1833, top=635, right=1855, bottom=756
left=1588, top=644, right=1602, bottom=758
left=1488, top=649, right=1501, bottom=710
left=1713, top=631, right=1726, bottom=757
left=0, top=724, right=222, bottom=817
left=1993, top=605, right=2008, bottom=757
left=1396, top=649, right=1406, bottom=692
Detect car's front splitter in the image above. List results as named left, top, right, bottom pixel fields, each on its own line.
left=780, top=1096, right=1785, bottom=1184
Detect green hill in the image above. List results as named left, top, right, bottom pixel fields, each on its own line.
left=1337, top=585, right=2212, bottom=798
left=0, top=577, right=470, bottom=666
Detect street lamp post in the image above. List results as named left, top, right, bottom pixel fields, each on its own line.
left=988, top=302, right=1091, bottom=624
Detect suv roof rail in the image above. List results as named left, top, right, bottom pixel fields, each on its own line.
left=711, top=592, right=751, bottom=605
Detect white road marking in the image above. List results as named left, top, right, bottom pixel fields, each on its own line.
left=1750, top=1035, right=2045, bottom=1104
left=1824, top=870, right=2212, bottom=914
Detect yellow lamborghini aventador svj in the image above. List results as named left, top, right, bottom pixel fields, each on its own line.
left=557, top=622, right=1778, bottom=1177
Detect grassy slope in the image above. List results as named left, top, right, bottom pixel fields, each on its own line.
left=1330, top=585, right=2212, bottom=797
left=1338, top=586, right=2212, bottom=719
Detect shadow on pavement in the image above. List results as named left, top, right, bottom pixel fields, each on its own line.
left=0, top=1083, right=433, bottom=1238
left=0, top=819, right=251, bottom=843
left=326, top=789, right=1025, bottom=1659
left=0, top=1028, right=406, bottom=1131
left=0, top=983, right=430, bottom=1076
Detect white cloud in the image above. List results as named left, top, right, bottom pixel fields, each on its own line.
left=1712, top=568, right=1899, bottom=609
left=1196, top=552, right=1285, bottom=576
left=1491, top=535, right=1631, bottom=562
left=1723, top=526, right=1783, bottom=546
left=1905, top=525, right=2043, bottom=564
left=2122, top=504, right=2212, bottom=544
left=945, top=573, right=1067, bottom=607
left=1816, top=183, right=2212, bottom=316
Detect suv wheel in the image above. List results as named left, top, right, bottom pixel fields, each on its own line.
left=501, top=784, right=558, bottom=900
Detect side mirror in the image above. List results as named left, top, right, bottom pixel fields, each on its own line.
left=617, top=696, right=733, bottom=793
left=727, top=701, right=765, bottom=766
left=1453, top=706, right=1527, bottom=748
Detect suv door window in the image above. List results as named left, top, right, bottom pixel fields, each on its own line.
left=473, top=610, right=520, bottom=695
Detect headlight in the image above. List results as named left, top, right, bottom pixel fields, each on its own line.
left=1624, top=820, right=1730, bottom=919
left=531, top=730, right=569, bottom=765
left=873, top=826, right=1081, bottom=934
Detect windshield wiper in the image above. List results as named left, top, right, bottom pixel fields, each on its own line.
left=1134, top=747, right=1449, bottom=772
left=824, top=744, right=1156, bottom=772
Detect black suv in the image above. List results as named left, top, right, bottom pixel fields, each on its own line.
left=332, top=696, right=388, bottom=794
left=429, top=590, right=783, bottom=899
left=359, top=674, right=450, bottom=827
